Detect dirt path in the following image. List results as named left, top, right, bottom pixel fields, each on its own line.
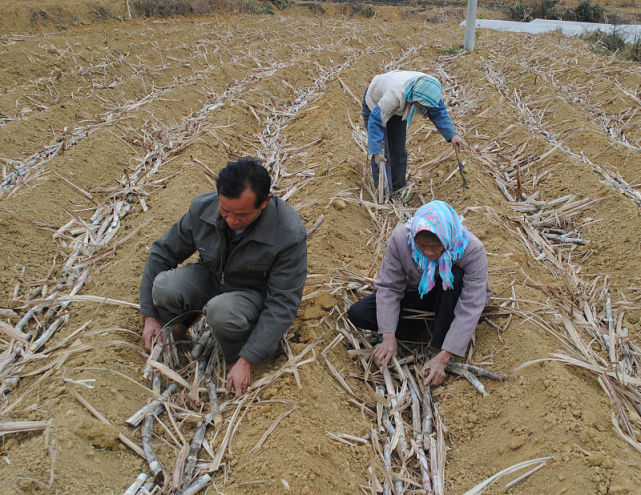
left=1, top=4, right=640, bottom=495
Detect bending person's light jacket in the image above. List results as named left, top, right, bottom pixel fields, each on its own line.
left=365, top=70, right=457, bottom=155
left=376, top=224, right=490, bottom=357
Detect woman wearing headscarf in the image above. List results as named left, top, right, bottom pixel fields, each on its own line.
left=363, top=71, right=464, bottom=196
left=347, top=200, right=490, bottom=386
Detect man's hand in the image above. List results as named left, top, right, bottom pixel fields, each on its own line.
left=374, top=153, right=387, bottom=167
left=451, top=135, right=464, bottom=153
left=142, top=317, right=163, bottom=352
left=372, top=333, right=398, bottom=368
left=422, top=350, right=452, bottom=386
left=226, top=357, right=253, bottom=398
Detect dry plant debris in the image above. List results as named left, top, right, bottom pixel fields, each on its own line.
left=0, top=3, right=640, bottom=495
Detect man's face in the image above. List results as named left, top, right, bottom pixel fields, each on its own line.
left=219, top=188, right=271, bottom=231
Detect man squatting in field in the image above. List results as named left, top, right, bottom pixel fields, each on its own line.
left=348, top=200, right=490, bottom=385
left=363, top=70, right=464, bottom=197
left=139, top=157, right=307, bottom=397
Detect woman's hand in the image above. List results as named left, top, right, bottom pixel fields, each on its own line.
left=373, top=333, right=398, bottom=368
left=374, top=153, right=387, bottom=166
left=422, top=350, right=452, bottom=386
left=451, top=135, right=464, bottom=153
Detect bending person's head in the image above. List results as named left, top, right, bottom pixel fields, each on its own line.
left=216, top=157, right=272, bottom=231
left=408, top=200, right=469, bottom=296
left=403, top=75, right=442, bottom=128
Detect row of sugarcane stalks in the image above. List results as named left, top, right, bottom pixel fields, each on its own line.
left=458, top=64, right=641, bottom=451
left=486, top=201, right=641, bottom=453
left=122, top=316, right=321, bottom=495
left=482, top=48, right=641, bottom=210
left=312, top=262, right=510, bottom=493
left=367, top=355, right=507, bottom=494
left=0, top=18, right=369, bottom=200
left=123, top=319, right=223, bottom=495
left=460, top=119, right=641, bottom=454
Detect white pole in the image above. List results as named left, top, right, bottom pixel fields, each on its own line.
left=463, top=0, right=478, bottom=51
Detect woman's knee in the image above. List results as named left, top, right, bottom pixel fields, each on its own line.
left=347, top=296, right=377, bottom=330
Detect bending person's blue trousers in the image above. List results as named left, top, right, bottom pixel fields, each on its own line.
left=362, top=92, right=408, bottom=193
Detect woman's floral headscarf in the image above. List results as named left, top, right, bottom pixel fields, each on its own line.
left=408, top=200, right=470, bottom=297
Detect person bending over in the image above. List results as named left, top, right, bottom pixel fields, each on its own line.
left=363, top=70, right=464, bottom=196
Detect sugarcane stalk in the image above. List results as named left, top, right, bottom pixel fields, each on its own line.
left=395, top=478, right=404, bottom=494
left=190, top=330, right=211, bottom=360
left=181, top=421, right=207, bottom=492
left=138, top=482, right=156, bottom=495
left=204, top=377, right=223, bottom=427
left=378, top=165, right=386, bottom=204
left=197, top=335, right=215, bottom=376
left=171, top=446, right=188, bottom=493
left=444, top=360, right=508, bottom=381
left=403, top=365, right=422, bottom=440
left=383, top=436, right=393, bottom=495
left=151, top=374, right=161, bottom=395
left=382, top=413, right=402, bottom=461
left=430, top=435, right=442, bottom=495
left=376, top=384, right=386, bottom=426
left=422, top=385, right=433, bottom=451
left=204, top=342, right=218, bottom=377
left=15, top=307, right=37, bottom=333
left=417, top=444, right=432, bottom=493
left=126, top=383, right=177, bottom=427
left=382, top=368, right=409, bottom=459
left=181, top=474, right=211, bottom=495
left=123, top=472, right=148, bottom=495
left=142, top=414, right=162, bottom=478
left=143, top=345, right=162, bottom=379
left=30, top=314, right=68, bottom=352
left=162, top=325, right=179, bottom=369
left=447, top=367, right=489, bottom=396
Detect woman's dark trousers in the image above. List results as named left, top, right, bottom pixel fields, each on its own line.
left=347, top=266, right=464, bottom=348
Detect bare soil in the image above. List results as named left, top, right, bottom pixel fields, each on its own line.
left=1, top=2, right=640, bottom=495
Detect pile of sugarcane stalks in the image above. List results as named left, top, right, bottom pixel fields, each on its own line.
left=123, top=318, right=320, bottom=494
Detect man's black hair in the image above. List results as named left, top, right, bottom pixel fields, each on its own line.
left=216, top=157, right=271, bottom=208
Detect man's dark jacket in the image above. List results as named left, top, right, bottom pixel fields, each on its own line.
left=140, top=192, right=307, bottom=364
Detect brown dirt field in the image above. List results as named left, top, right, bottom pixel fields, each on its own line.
left=1, top=2, right=641, bottom=495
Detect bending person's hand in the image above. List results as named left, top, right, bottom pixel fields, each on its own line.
left=422, top=350, right=452, bottom=386
left=142, top=317, right=163, bottom=352
left=226, top=357, right=253, bottom=398
left=451, top=134, right=464, bottom=153
left=373, top=153, right=387, bottom=167
left=372, top=333, right=398, bottom=368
